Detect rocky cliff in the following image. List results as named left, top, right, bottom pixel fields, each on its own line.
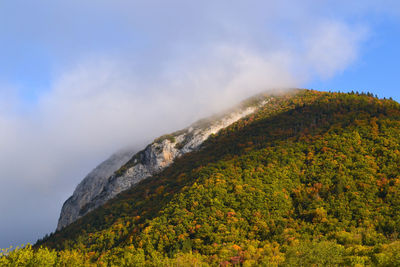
left=57, top=150, right=136, bottom=230
left=57, top=97, right=269, bottom=230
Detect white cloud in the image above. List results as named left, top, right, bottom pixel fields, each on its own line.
left=302, top=21, right=368, bottom=79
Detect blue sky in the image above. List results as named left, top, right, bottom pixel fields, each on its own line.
left=0, top=0, right=399, bottom=248
left=308, top=17, right=400, bottom=100
left=1, top=1, right=399, bottom=106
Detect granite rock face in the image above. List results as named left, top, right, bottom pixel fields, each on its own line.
left=57, top=99, right=268, bottom=230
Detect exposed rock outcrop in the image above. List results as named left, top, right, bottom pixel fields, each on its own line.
left=57, top=98, right=269, bottom=230
left=57, top=150, right=135, bottom=230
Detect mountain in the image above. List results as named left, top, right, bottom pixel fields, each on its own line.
left=57, top=97, right=268, bottom=230
left=3, top=89, right=400, bottom=266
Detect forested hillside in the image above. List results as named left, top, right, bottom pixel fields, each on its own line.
left=2, top=89, right=400, bottom=266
